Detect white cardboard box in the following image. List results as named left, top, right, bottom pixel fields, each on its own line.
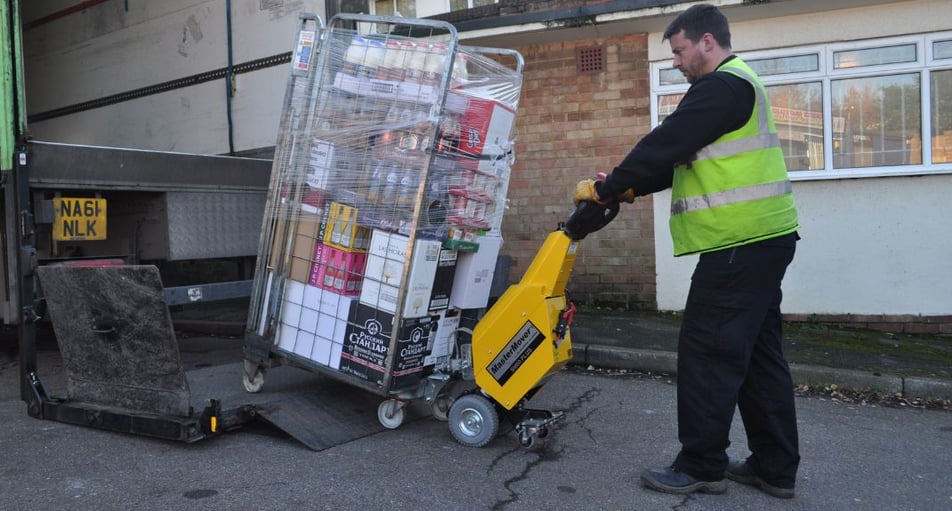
left=403, top=239, right=441, bottom=318
left=450, top=236, right=503, bottom=309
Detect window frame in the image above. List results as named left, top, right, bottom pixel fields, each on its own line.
left=650, top=33, right=952, bottom=181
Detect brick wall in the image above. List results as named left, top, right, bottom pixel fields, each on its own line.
left=784, top=313, right=952, bottom=336
left=502, top=34, right=657, bottom=309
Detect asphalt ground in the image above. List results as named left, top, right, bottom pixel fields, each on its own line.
left=1, top=307, right=951, bottom=510
left=1, top=344, right=951, bottom=511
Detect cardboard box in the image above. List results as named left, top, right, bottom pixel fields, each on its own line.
left=312, top=291, right=352, bottom=369
left=360, top=229, right=410, bottom=313
left=429, top=248, right=457, bottom=312
left=292, top=329, right=316, bottom=360
left=424, top=308, right=460, bottom=369
left=323, top=201, right=371, bottom=251
left=284, top=280, right=307, bottom=305
left=360, top=236, right=442, bottom=318
left=363, top=253, right=404, bottom=286
left=308, top=242, right=367, bottom=296
left=391, top=313, right=439, bottom=390
left=333, top=72, right=438, bottom=105
left=295, top=211, right=324, bottom=239
left=445, top=92, right=515, bottom=159
left=359, top=278, right=400, bottom=314
left=278, top=283, right=352, bottom=367
left=276, top=323, right=299, bottom=352
left=339, top=302, right=394, bottom=385
left=403, top=239, right=441, bottom=318
left=289, top=256, right=312, bottom=283
left=340, top=302, right=438, bottom=389
left=307, top=139, right=335, bottom=190
left=450, top=235, right=502, bottom=309
left=367, top=229, right=409, bottom=266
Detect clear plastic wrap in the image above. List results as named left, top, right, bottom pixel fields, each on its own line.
left=247, top=14, right=523, bottom=394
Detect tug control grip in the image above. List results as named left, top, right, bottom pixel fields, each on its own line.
left=562, top=200, right=619, bottom=240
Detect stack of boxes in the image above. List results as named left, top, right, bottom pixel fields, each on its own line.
left=260, top=24, right=522, bottom=392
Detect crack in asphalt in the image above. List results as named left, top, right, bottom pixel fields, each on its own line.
left=487, top=387, right=601, bottom=510
left=490, top=444, right=565, bottom=511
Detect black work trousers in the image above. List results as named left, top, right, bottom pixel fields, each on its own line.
left=672, top=233, right=800, bottom=488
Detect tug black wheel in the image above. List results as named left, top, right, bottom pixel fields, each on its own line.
left=448, top=394, right=499, bottom=448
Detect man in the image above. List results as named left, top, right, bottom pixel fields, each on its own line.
left=573, top=4, right=801, bottom=499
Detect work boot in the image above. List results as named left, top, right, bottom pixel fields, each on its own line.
left=640, top=466, right=727, bottom=495
left=726, top=459, right=795, bottom=499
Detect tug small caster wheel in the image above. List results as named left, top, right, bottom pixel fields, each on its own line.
left=448, top=394, right=499, bottom=448
left=519, top=431, right=534, bottom=448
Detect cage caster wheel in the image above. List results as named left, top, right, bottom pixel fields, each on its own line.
left=242, top=360, right=266, bottom=393
left=431, top=395, right=452, bottom=422
left=378, top=399, right=406, bottom=429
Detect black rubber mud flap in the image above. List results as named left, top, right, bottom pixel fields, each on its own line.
left=36, top=265, right=191, bottom=417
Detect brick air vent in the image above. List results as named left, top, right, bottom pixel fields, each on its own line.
left=576, top=45, right=605, bottom=75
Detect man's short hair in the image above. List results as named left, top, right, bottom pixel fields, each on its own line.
left=663, top=4, right=732, bottom=48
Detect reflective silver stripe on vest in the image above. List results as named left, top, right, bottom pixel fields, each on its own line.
left=695, top=133, right=780, bottom=161
left=692, top=65, right=778, bottom=162
left=671, top=179, right=793, bottom=215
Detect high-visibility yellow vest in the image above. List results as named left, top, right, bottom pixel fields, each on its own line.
left=669, top=57, right=798, bottom=256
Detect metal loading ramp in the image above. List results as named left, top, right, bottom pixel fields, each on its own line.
left=35, top=264, right=420, bottom=450
left=188, top=362, right=426, bottom=451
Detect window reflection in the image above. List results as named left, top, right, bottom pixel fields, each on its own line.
left=935, top=40, right=952, bottom=60
left=747, top=54, right=819, bottom=76
left=834, top=44, right=917, bottom=69
left=931, top=69, right=952, bottom=163
left=768, top=82, right=824, bottom=170
left=657, top=83, right=825, bottom=171
left=832, top=74, right=921, bottom=168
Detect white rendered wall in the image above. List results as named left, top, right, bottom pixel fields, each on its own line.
left=654, top=175, right=952, bottom=315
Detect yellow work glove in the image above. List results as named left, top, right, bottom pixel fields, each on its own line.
left=573, top=179, right=606, bottom=206
left=591, top=172, right=637, bottom=204
left=617, top=188, right=636, bottom=203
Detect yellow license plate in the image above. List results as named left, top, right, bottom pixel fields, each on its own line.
left=53, top=198, right=107, bottom=241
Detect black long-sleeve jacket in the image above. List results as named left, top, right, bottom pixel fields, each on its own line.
left=597, top=55, right=757, bottom=200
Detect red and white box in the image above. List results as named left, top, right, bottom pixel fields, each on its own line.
left=445, top=92, right=515, bottom=160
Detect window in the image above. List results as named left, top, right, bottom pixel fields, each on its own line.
left=932, top=69, right=952, bottom=163
left=769, top=82, right=824, bottom=171
left=374, top=0, right=416, bottom=18
left=449, top=0, right=495, bottom=10
left=748, top=54, right=820, bottom=76
left=831, top=74, right=920, bottom=168
left=935, top=40, right=952, bottom=60
left=651, top=33, right=952, bottom=180
left=833, top=44, right=916, bottom=69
